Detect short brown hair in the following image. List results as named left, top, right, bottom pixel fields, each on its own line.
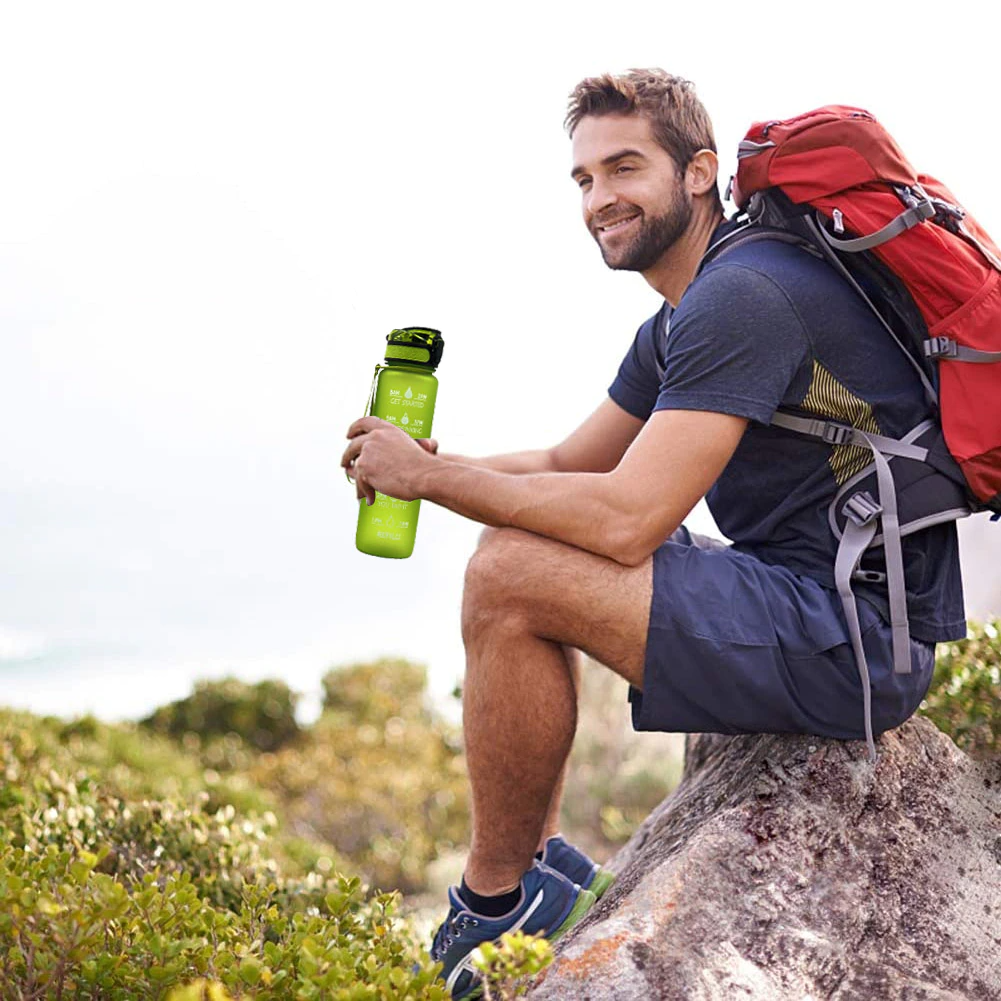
left=565, top=69, right=717, bottom=176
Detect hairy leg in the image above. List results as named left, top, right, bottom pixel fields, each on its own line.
left=460, top=527, right=653, bottom=895
left=537, top=644, right=582, bottom=851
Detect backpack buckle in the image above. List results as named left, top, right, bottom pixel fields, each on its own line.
left=924, top=336, right=958, bottom=359
left=844, top=491, right=882, bottom=527
left=853, top=569, right=888, bottom=584
left=822, top=422, right=853, bottom=446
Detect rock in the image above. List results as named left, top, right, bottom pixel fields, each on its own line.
left=529, top=717, right=1001, bottom=1001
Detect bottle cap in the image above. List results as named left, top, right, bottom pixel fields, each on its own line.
left=384, top=327, right=444, bottom=370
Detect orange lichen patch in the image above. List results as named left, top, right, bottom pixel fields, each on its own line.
left=653, top=899, right=678, bottom=923
left=555, top=931, right=634, bottom=981
left=631, top=878, right=681, bottom=922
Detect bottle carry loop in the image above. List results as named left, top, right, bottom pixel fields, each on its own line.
left=345, top=363, right=388, bottom=486
left=366, top=363, right=388, bottom=417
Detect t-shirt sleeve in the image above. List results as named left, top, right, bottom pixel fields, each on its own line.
left=607, top=306, right=669, bottom=421
left=655, top=263, right=811, bottom=424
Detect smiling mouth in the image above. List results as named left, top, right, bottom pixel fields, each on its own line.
left=597, top=214, right=640, bottom=235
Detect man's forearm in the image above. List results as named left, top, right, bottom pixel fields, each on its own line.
left=417, top=458, right=628, bottom=563
left=436, top=448, right=556, bottom=476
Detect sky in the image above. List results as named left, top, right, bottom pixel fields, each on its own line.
left=2, top=1, right=999, bottom=724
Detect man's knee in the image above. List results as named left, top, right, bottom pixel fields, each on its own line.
left=462, top=529, right=533, bottom=639
left=476, top=525, right=506, bottom=549
left=466, top=527, right=533, bottom=588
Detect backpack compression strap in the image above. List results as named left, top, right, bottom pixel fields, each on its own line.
left=773, top=413, right=915, bottom=763
left=771, top=412, right=975, bottom=764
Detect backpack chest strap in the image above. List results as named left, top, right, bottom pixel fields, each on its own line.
left=770, top=412, right=929, bottom=461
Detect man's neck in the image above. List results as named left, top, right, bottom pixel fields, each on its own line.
left=643, top=207, right=726, bottom=307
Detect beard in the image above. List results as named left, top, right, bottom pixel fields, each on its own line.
left=593, top=186, right=693, bottom=272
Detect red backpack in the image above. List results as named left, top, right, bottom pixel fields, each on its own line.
left=725, top=105, right=1001, bottom=509
left=702, top=106, right=1001, bottom=762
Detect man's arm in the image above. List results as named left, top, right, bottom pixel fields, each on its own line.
left=417, top=406, right=747, bottom=565
left=436, top=397, right=645, bottom=476
left=436, top=447, right=557, bottom=475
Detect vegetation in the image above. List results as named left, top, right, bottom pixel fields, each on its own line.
left=918, top=618, right=1001, bottom=759
left=251, top=659, right=469, bottom=895
left=0, top=619, right=996, bottom=998
left=0, top=697, right=445, bottom=999
left=140, top=678, right=300, bottom=753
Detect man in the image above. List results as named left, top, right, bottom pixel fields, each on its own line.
left=341, top=70, right=964, bottom=998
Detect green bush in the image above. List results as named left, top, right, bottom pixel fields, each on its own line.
left=919, top=617, right=1001, bottom=759
left=0, top=707, right=447, bottom=999
left=1, top=708, right=278, bottom=822
left=141, top=678, right=301, bottom=753
left=254, top=659, right=468, bottom=895
left=0, top=839, right=446, bottom=999
left=472, top=932, right=553, bottom=1000
left=558, top=666, right=683, bottom=858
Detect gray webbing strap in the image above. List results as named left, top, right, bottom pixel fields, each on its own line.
left=859, top=432, right=912, bottom=678
left=953, top=344, right=1001, bottom=362
left=924, top=336, right=1001, bottom=363
left=815, top=201, right=935, bottom=253
left=737, top=139, right=777, bottom=159
left=785, top=412, right=917, bottom=764
left=770, top=412, right=930, bottom=461
left=834, top=516, right=879, bottom=764
left=785, top=408, right=915, bottom=677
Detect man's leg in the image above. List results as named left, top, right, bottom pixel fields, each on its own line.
left=536, top=644, right=582, bottom=852
left=460, top=526, right=652, bottom=896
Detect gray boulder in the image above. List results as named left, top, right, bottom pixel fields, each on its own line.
left=530, top=717, right=1001, bottom=1000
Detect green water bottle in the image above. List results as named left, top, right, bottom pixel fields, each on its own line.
left=352, top=326, right=444, bottom=559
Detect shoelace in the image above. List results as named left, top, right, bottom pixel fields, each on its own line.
left=430, top=909, right=480, bottom=961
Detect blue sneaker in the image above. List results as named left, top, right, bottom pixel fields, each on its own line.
left=539, top=834, right=616, bottom=899
left=430, top=860, right=597, bottom=999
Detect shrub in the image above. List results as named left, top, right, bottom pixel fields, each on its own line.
left=919, top=617, right=1001, bottom=759
left=1, top=708, right=278, bottom=821
left=472, top=931, right=553, bottom=1000
left=0, top=839, right=446, bottom=999
left=0, top=708, right=447, bottom=999
left=558, top=666, right=683, bottom=858
left=253, top=659, right=468, bottom=895
left=141, top=678, right=301, bottom=753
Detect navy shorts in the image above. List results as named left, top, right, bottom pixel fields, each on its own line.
left=629, top=526, right=936, bottom=742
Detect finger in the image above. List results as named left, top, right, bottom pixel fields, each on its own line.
left=346, top=416, right=386, bottom=438
left=346, top=417, right=373, bottom=436
left=341, top=438, right=362, bottom=468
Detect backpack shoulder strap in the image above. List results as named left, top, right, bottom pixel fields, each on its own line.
left=697, top=220, right=822, bottom=278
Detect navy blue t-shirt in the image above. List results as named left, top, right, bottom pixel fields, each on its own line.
left=608, top=220, right=966, bottom=643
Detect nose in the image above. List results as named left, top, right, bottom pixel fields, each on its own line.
left=584, top=175, right=618, bottom=220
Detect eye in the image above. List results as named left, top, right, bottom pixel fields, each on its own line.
left=615, top=164, right=635, bottom=174
left=576, top=176, right=592, bottom=190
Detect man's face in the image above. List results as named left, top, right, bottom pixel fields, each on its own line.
left=570, top=113, right=692, bottom=272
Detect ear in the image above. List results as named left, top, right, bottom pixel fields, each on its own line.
left=685, top=149, right=719, bottom=198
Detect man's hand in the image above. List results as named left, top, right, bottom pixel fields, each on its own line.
left=341, top=416, right=438, bottom=505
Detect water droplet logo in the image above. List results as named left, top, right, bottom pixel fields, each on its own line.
left=405, top=387, right=413, bottom=398
left=401, top=413, right=409, bottom=425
